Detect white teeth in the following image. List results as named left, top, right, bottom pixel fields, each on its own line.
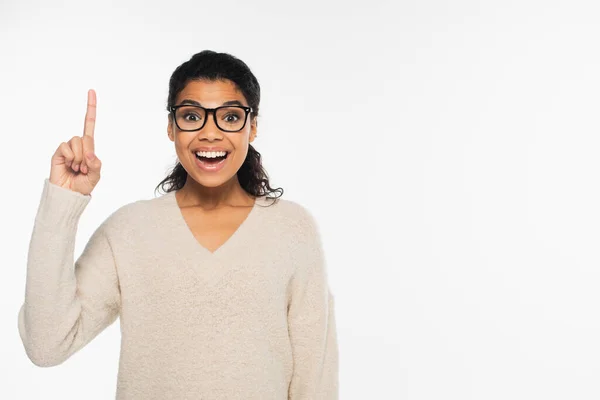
left=195, top=151, right=227, bottom=158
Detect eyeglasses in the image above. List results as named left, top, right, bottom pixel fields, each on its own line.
left=168, top=104, right=253, bottom=132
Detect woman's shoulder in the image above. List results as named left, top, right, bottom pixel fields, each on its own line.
left=256, top=194, right=320, bottom=234
left=97, top=191, right=175, bottom=233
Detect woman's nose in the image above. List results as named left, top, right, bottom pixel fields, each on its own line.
left=200, top=114, right=222, bottom=139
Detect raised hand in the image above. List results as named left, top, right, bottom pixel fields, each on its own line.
left=49, top=89, right=102, bottom=196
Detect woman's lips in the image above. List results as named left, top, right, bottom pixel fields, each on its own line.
left=194, top=153, right=228, bottom=172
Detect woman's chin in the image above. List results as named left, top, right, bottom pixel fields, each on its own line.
left=189, top=169, right=238, bottom=188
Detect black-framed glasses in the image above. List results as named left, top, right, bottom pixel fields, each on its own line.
left=168, top=104, right=253, bottom=132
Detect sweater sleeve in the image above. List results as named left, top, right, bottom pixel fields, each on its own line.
left=17, top=178, right=121, bottom=367
left=287, top=209, right=339, bottom=400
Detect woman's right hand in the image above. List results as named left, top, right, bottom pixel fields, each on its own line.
left=49, top=89, right=102, bottom=196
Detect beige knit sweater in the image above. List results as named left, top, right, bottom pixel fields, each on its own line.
left=17, top=178, right=338, bottom=399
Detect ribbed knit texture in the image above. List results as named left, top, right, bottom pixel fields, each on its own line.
left=17, top=178, right=338, bottom=399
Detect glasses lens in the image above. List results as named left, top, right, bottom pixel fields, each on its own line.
left=175, top=106, right=206, bottom=130
left=216, top=107, right=247, bottom=131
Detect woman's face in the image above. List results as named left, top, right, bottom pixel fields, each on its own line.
left=167, top=79, right=257, bottom=189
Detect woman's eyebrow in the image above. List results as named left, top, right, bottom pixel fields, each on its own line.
left=178, top=99, right=246, bottom=107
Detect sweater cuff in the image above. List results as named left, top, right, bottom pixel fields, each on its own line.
left=35, top=178, right=92, bottom=227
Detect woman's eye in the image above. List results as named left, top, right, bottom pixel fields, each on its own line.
left=223, top=114, right=239, bottom=122
left=184, top=113, right=201, bottom=121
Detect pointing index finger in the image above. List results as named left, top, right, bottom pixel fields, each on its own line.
left=83, top=89, right=97, bottom=138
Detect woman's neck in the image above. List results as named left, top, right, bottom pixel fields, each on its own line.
left=176, top=176, right=255, bottom=210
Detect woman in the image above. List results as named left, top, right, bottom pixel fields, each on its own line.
left=17, top=50, right=339, bottom=399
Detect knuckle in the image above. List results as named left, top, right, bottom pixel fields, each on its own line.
left=58, top=143, right=73, bottom=159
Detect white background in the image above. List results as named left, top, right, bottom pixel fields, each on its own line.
left=2, top=0, right=600, bottom=399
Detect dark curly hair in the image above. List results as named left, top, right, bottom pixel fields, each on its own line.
left=154, top=50, right=283, bottom=202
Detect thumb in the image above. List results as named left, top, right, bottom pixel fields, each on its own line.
left=85, top=151, right=102, bottom=172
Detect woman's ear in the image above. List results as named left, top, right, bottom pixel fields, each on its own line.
left=249, top=117, right=258, bottom=143
left=167, top=116, right=174, bottom=142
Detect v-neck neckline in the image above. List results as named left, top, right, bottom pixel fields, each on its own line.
left=168, top=189, right=260, bottom=258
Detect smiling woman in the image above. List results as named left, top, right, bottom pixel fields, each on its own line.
left=165, top=79, right=258, bottom=183
left=17, top=49, right=339, bottom=400
left=156, top=51, right=283, bottom=203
